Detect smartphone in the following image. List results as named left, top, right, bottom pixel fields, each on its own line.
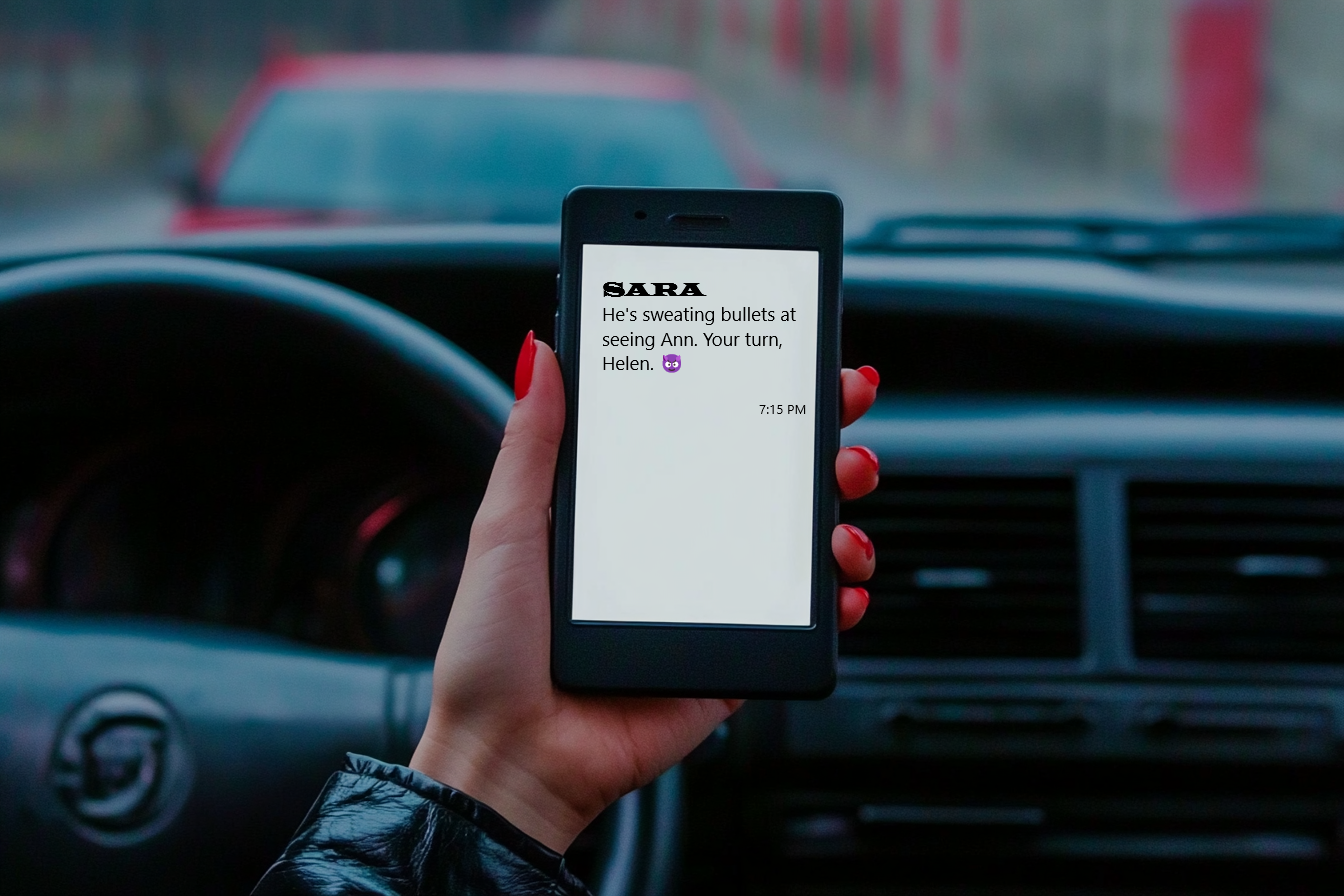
left=551, top=187, right=843, bottom=698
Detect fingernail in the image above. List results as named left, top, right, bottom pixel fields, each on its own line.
left=840, top=524, right=875, bottom=562
left=847, top=445, right=880, bottom=474
left=857, top=366, right=880, bottom=387
left=514, top=330, right=536, bottom=400
left=853, top=587, right=870, bottom=613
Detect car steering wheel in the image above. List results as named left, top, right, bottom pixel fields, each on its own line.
left=0, top=254, right=678, bottom=895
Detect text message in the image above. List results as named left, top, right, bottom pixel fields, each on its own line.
left=571, top=244, right=819, bottom=626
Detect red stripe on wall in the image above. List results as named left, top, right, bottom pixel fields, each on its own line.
left=1173, top=0, right=1264, bottom=209
left=934, top=0, right=960, bottom=152
left=820, top=0, right=850, bottom=92
left=873, top=0, right=902, bottom=102
left=775, top=0, right=804, bottom=75
left=935, top=0, right=961, bottom=78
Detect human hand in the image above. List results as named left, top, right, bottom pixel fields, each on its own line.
left=409, top=333, right=880, bottom=852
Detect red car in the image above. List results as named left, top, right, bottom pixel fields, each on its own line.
left=171, top=53, right=773, bottom=233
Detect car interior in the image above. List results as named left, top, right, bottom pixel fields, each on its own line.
left=4, top=220, right=1344, bottom=893
left=5, top=1, right=1344, bottom=894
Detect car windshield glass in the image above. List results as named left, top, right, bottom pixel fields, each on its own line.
left=2, top=2, right=1343, bottom=249
left=216, top=90, right=740, bottom=223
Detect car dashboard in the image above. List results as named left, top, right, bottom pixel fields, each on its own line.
left=4, top=228, right=1344, bottom=894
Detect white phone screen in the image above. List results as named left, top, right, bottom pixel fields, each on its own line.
left=571, top=244, right=820, bottom=626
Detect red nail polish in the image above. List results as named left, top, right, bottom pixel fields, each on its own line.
left=853, top=587, right=870, bottom=612
left=841, top=524, right=875, bottom=562
left=514, top=330, right=536, bottom=400
left=857, top=365, right=880, bottom=387
left=848, top=445, right=880, bottom=474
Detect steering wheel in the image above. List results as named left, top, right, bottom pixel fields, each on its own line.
left=0, top=254, right=678, bottom=895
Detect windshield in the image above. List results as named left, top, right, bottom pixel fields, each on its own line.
left=216, top=90, right=741, bottom=223
left=0, top=1, right=1338, bottom=247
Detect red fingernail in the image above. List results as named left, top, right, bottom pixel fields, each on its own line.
left=514, top=330, right=536, bottom=400
left=853, top=587, right=870, bottom=612
left=840, top=524, right=874, bottom=562
left=848, top=445, right=880, bottom=474
left=857, top=366, right=880, bottom=387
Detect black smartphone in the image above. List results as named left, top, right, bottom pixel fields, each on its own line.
left=551, top=186, right=843, bottom=698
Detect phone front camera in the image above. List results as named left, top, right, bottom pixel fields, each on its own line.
left=634, top=210, right=647, bottom=220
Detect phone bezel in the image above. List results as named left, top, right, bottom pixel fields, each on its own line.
left=551, top=186, right=843, bottom=698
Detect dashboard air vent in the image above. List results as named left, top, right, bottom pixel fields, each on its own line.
left=839, top=476, right=1080, bottom=657
left=1131, top=481, right=1344, bottom=663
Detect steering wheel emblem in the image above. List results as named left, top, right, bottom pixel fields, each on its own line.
left=50, top=688, right=194, bottom=846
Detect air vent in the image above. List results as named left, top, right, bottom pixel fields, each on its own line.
left=1131, top=482, right=1344, bottom=663
left=705, top=759, right=1344, bottom=895
left=839, top=477, right=1080, bottom=657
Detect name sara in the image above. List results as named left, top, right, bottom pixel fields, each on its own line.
left=603, top=281, right=705, bottom=297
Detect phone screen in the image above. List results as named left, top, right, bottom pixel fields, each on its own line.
left=571, top=243, right=820, bottom=627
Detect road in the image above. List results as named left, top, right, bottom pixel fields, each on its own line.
left=0, top=177, right=176, bottom=258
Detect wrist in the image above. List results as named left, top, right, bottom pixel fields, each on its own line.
left=409, top=716, right=591, bottom=853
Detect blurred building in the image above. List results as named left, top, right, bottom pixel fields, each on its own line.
left=547, top=0, right=1344, bottom=212
left=0, top=0, right=548, bottom=189
left=4, top=0, right=1344, bottom=214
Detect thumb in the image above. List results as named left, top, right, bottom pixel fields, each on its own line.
left=471, top=333, right=566, bottom=543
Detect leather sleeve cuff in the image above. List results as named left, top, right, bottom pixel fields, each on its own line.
left=253, top=753, right=592, bottom=896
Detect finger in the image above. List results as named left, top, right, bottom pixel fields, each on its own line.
left=836, top=445, right=879, bottom=501
left=832, top=523, right=875, bottom=583
left=469, top=332, right=565, bottom=548
left=838, top=587, right=870, bottom=631
left=841, top=366, right=879, bottom=427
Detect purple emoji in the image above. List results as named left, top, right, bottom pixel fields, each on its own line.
left=662, top=353, right=682, bottom=372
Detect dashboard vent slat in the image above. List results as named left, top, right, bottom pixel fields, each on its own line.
left=840, top=476, right=1080, bottom=658
left=1131, top=482, right=1344, bottom=663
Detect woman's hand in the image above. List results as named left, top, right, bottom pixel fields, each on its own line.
left=410, top=333, right=881, bottom=852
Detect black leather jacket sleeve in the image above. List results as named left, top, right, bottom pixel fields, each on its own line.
left=252, top=753, right=593, bottom=896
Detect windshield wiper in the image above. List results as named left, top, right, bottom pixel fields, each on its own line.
left=848, top=214, right=1344, bottom=261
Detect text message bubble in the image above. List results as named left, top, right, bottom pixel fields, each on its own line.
left=572, top=244, right=819, bottom=626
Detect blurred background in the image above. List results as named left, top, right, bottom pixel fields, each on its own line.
left=1, top=0, right=1341, bottom=248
